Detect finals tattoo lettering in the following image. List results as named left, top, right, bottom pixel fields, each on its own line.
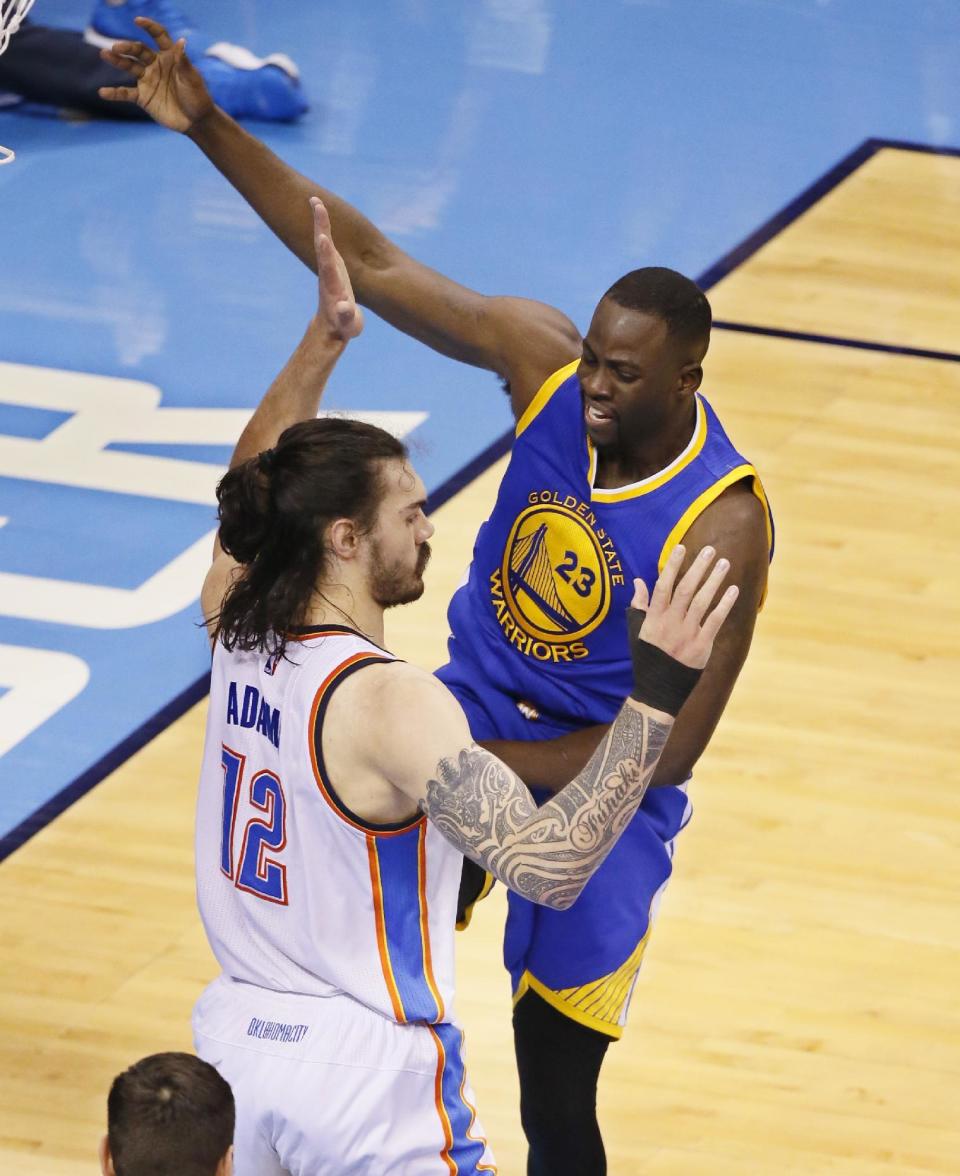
left=421, top=703, right=673, bottom=909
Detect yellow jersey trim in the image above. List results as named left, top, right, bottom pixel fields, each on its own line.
left=588, top=395, right=708, bottom=501
left=512, top=926, right=652, bottom=1039
left=515, top=360, right=580, bottom=438
left=455, top=869, right=495, bottom=932
left=751, top=472, right=773, bottom=554
left=657, top=464, right=774, bottom=606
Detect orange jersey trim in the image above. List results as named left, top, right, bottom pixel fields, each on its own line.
left=418, top=824, right=446, bottom=1023
left=283, top=626, right=359, bottom=640
left=456, top=1029, right=497, bottom=1172
left=428, top=1025, right=459, bottom=1175
left=366, top=836, right=406, bottom=1023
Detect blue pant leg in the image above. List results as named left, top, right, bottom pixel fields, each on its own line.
left=436, top=659, right=694, bottom=1034
left=508, top=782, right=692, bottom=1036
left=507, top=808, right=671, bottom=985
left=0, top=22, right=149, bottom=118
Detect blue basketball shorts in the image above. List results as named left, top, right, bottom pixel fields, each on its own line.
left=436, top=659, right=692, bottom=1039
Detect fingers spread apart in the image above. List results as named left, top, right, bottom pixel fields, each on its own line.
left=100, top=48, right=146, bottom=79
left=686, top=555, right=730, bottom=626
left=699, top=584, right=739, bottom=643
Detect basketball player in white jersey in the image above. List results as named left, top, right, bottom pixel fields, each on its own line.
left=189, top=196, right=737, bottom=1175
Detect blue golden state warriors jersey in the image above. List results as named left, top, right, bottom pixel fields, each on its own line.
left=439, top=360, right=773, bottom=730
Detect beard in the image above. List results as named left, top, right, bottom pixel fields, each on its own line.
left=369, top=540, right=432, bottom=608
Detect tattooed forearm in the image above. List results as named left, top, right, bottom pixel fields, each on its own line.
left=421, top=701, right=673, bottom=910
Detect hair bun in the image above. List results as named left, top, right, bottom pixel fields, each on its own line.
left=216, top=458, right=272, bottom=563
left=257, top=447, right=279, bottom=475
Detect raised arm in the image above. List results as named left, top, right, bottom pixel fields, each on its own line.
left=199, top=197, right=362, bottom=633
left=370, top=546, right=737, bottom=910
left=99, top=18, right=582, bottom=418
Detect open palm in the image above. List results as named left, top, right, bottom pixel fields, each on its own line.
left=311, top=198, right=365, bottom=341
left=633, top=544, right=738, bottom=670
left=98, top=16, right=213, bottom=133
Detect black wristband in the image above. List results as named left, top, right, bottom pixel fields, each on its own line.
left=625, top=607, right=703, bottom=716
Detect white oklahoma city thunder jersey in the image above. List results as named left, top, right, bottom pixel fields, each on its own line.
left=196, top=624, right=462, bottom=1025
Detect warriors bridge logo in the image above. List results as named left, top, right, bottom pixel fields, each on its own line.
left=489, top=491, right=625, bottom=663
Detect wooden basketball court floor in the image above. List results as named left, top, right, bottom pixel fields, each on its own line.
left=2, top=145, right=958, bottom=1174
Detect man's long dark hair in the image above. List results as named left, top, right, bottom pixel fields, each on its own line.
left=212, top=417, right=407, bottom=659
left=107, top=1052, right=234, bottom=1176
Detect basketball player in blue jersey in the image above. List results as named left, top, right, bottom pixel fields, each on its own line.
left=188, top=188, right=736, bottom=1176
left=104, top=23, right=773, bottom=1174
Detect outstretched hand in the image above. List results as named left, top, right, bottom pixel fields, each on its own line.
left=98, top=16, right=213, bottom=132
left=311, top=197, right=364, bottom=341
left=631, top=544, right=738, bottom=670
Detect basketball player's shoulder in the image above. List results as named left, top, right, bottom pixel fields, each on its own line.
left=688, top=477, right=768, bottom=551
left=335, top=660, right=459, bottom=727
left=322, top=656, right=404, bottom=717
left=683, top=480, right=770, bottom=614
left=492, top=297, right=580, bottom=366
left=496, top=303, right=582, bottom=419
left=346, top=661, right=472, bottom=787
left=368, top=661, right=462, bottom=718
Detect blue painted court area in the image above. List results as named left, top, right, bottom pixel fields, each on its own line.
left=1, top=0, right=958, bottom=851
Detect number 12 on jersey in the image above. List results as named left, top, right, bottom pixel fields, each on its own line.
left=220, top=744, right=288, bottom=905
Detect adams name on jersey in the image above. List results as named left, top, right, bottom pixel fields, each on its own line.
left=196, top=627, right=462, bottom=1026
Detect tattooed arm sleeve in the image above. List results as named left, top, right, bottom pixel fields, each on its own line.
left=368, top=547, right=734, bottom=908
left=420, top=697, right=673, bottom=910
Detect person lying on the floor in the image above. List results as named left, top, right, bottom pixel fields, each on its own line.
left=0, top=1, right=306, bottom=122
